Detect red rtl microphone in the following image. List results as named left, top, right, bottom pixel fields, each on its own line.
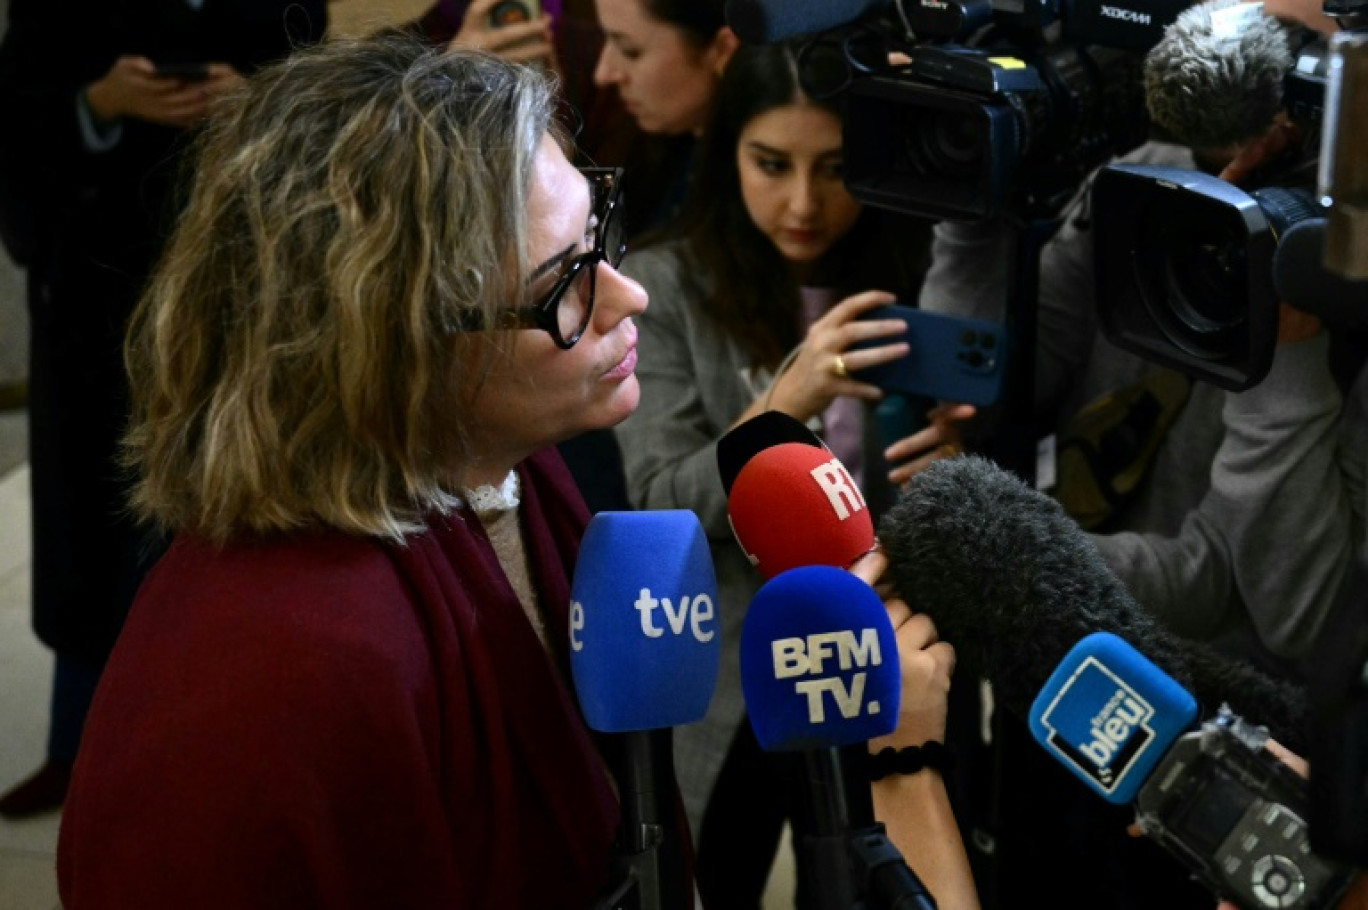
left=726, top=442, right=876, bottom=579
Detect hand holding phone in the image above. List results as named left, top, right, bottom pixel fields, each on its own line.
left=451, top=0, right=552, bottom=64
left=153, top=62, right=211, bottom=83
left=87, top=56, right=233, bottom=129
left=850, top=303, right=1007, bottom=407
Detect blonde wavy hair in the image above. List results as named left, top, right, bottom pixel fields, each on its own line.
left=123, top=33, right=564, bottom=543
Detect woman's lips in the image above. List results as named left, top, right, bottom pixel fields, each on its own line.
left=605, top=344, right=637, bottom=381
left=782, top=228, right=822, bottom=246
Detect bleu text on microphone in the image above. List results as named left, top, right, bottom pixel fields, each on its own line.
left=1029, top=632, right=1353, bottom=910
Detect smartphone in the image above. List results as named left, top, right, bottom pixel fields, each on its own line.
left=488, top=0, right=541, bottom=27
left=850, top=303, right=1007, bottom=407
left=154, top=62, right=210, bottom=82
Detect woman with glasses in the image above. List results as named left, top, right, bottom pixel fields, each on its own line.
left=613, top=41, right=978, bottom=909
left=56, top=35, right=649, bottom=908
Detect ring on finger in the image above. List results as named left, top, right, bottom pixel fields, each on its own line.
left=831, top=354, right=849, bottom=380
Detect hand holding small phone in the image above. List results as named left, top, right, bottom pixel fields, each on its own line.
left=153, top=62, right=211, bottom=82
left=87, top=57, right=241, bottom=129
left=451, top=0, right=554, bottom=65
left=850, top=303, right=1008, bottom=407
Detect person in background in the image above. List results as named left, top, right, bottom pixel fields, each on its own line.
left=614, top=40, right=969, bottom=908
left=913, top=0, right=1361, bottom=904
left=0, top=0, right=329, bottom=819
left=551, top=0, right=739, bottom=515
left=590, top=0, right=737, bottom=234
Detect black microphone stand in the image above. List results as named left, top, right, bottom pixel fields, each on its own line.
left=790, top=745, right=938, bottom=910
left=589, top=729, right=693, bottom=910
left=938, top=212, right=1060, bottom=910
left=986, top=213, right=1062, bottom=485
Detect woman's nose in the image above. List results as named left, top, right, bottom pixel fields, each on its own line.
left=788, top=170, right=825, bottom=217
left=592, top=47, right=618, bottom=87
left=593, top=261, right=648, bottom=331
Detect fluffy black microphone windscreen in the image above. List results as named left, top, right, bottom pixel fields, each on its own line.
left=879, top=455, right=1308, bottom=751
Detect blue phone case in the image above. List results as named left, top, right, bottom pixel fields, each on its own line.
left=851, top=304, right=1007, bottom=407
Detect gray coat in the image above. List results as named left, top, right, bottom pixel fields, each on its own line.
left=614, top=240, right=896, bottom=839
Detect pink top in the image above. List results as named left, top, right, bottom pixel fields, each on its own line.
left=800, top=285, right=864, bottom=488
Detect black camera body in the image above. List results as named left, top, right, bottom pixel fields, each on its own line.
left=843, top=41, right=1147, bottom=221
left=1135, top=707, right=1355, bottom=910
left=829, top=0, right=1189, bottom=222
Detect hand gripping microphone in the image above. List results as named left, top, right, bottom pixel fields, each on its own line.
left=739, top=564, right=935, bottom=910
left=1028, top=632, right=1354, bottom=910
left=878, top=455, right=1309, bottom=752
left=727, top=442, right=876, bottom=580
left=571, top=510, right=720, bottom=910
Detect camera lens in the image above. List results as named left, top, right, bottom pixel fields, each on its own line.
left=1134, top=196, right=1250, bottom=360
left=906, top=111, right=986, bottom=177
left=1165, top=235, right=1248, bottom=335
left=797, top=37, right=852, bottom=100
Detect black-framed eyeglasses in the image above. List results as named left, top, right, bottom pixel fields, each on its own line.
left=453, top=167, right=625, bottom=350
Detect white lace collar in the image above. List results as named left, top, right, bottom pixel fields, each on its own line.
left=461, top=470, right=521, bottom=514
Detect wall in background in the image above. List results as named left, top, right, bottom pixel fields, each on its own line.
left=0, top=0, right=27, bottom=390
left=328, top=0, right=434, bottom=37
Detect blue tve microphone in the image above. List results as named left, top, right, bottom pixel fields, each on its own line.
left=570, top=510, right=720, bottom=910
left=571, top=510, right=719, bottom=731
left=1028, top=632, right=1197, bottom=804
left=1029, top=633, right=1354, bottom=910
left=740, top=565, right=935, bottom=910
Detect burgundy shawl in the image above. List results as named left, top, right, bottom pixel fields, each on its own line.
left=58, top=448, right=619, bottom=908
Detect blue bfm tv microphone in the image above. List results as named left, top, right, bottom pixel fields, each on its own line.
left=570, top=510, right=720, bottom=910
left=741, top=565, right=899, bottom=752
left=741, top=565, right=935, bottom=910
left=1029, top=633, right=1353, bottom=910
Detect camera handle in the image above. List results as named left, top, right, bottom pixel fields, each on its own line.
left=983, top=214, right=1064, bottom=486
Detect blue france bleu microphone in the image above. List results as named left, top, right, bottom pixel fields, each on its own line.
left=1028, top=632, right=1198, bottom=804
left=740, top=565, right=935, bottom=910
left=1029, top=633, right=1354, bottom=910
left=571, top=510, right=720, bottom=910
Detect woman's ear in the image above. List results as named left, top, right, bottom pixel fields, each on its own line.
left=710, top=26, right=741, bottom=76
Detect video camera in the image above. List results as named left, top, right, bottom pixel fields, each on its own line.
left=1089, top=18, right=1368, bottom=390
left=729, top=0, right=1191, bottom=221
